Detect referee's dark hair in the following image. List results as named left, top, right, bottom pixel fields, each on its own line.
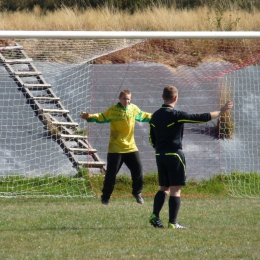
left=162, top=85, right=178, bottom=101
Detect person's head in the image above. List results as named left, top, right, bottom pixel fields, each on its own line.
left=119, top=90, right=131, bottom=108
left=162, top=85, right=178, bottom=104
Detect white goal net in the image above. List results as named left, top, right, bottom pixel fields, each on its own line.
left=0, top=32, right=260, bottom=198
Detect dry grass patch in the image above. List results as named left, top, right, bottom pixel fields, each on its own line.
left=1, top=6, right=260, bottom=31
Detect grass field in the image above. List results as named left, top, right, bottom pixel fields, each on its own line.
left=0, top=196, right=259, bottom=260
left=0, top=2, right=259, bottom=259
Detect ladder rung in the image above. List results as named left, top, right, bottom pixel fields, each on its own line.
left=13, top=71, right=42, bottom=76
left=69, top=148, right=97, bottom=154
left=32, top=97, right=60, bottom=101
left=1, top=58, right=33, bottom=64
left=0, top=45, right=24, bottom=50
left=23, top=83, right=52, bottom=88
left=60, top=134, right=87, bottom=139
left=78, top=161, right=106, bottom=167
left=51, top=122, right=78, bottom=126
left=42, top=109, right=69, bottom=113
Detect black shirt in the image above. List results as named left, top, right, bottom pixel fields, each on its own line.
left=149, top=104, right=211, bottom=151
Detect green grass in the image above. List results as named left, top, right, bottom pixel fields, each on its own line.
left=0, top=174, right=93, bottom=197
left=1, top=171, right=260, bottom=198
left=221, top=171, right=260, bottom=197
left=0, top=172, right=260, bottom=259
left=89, top=173, right=229, bottom=198
left=0, top=196, right=259, bottom=260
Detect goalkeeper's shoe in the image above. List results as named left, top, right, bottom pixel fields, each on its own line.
left=133, top=193, right=144, bottom=204
left=149, top=214, right=164, bottom=228
left=101, top=198, right=110, bottom=205
left=168, top=222, right=186, bottom=229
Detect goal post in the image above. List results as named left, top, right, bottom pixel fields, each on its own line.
left=0, top=31, right=260, bottom=198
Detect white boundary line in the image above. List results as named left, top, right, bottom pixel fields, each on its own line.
left=0, top=31, right=260, bottom=39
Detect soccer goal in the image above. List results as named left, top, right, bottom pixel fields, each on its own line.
left=0, top=31, right=260, bottom=198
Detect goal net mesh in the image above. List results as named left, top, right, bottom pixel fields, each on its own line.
left=0, top=37, right=259, bottom=198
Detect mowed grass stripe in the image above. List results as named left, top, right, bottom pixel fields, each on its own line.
left=0, top=196, right=259, bottom=260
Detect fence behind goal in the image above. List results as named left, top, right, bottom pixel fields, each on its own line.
left=0, top=31, right=260, bottom=198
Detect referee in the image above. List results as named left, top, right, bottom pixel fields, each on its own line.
left=149, top=85, right=233, bottom=229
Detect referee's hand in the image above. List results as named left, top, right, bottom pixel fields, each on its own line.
left=220, top=100, right=233, bottom=114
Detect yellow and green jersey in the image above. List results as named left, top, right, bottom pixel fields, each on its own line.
left=87, top=103, right=152, bottom=153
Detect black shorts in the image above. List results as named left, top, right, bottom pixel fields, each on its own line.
left=155, top=149, right=186, bottom=187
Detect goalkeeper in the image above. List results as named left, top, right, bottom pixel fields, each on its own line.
left=80, top=90, right=152, bottom=205
left=149, top=85, right=233, bottom=229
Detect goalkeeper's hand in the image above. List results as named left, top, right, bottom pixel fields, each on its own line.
left=80, top=112, right=90, bottom=120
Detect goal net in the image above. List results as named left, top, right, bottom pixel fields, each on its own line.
left=0, top=32, right=260, bottom=198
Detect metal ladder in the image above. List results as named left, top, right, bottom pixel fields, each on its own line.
left=0, top=42, right=106, bottom=173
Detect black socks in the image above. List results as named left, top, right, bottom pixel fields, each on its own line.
left=152, top=190, right=167, bottom=217
left=169, top=196, right=181, bottom=224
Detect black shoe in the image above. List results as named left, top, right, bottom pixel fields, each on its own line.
left=101, top=197, right=110, bottom=205
left=133, top=193, right=144, bottom=204
left=149, top=214, right=164, bottom=228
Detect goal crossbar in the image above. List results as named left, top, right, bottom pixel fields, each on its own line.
left=1, top=31, right=260, bottom=39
